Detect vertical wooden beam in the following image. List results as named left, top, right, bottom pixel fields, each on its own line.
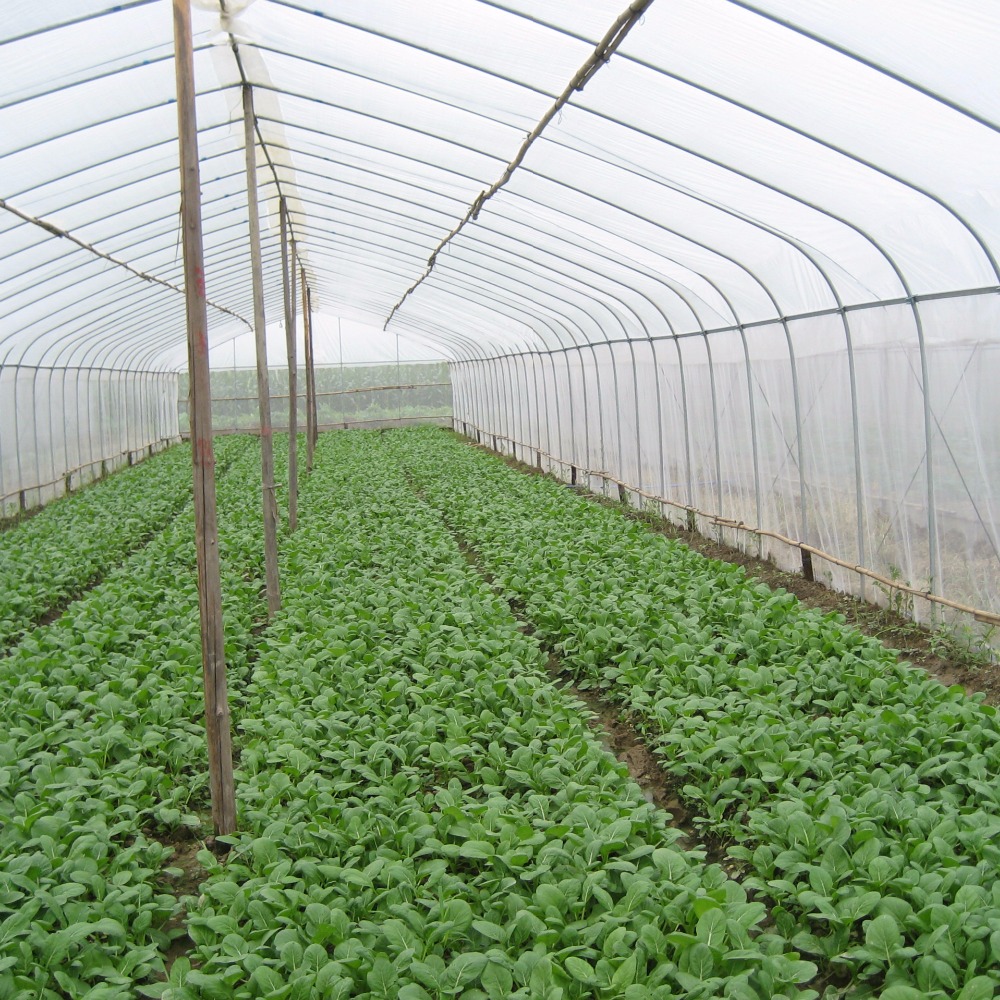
left=280, top=198, right=298, bottom=531
left=172, top=0, right=236, bottom=837
left=302, top=268, right=317, bottom=470
left=309, top=288, right=319, bottom=448
left=241, top=83, right=281, bottom=616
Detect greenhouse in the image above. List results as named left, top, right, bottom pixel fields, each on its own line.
left=1, top=1, right=999, bottom=997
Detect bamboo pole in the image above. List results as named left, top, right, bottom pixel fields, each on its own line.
left=308, top=287, right=318, bottom=450
left=172, top=0, right=237, bottom=836
left=280, top=198, right=298, bottom=531
left=302, top=269, right=317, bottom=469
left=241, top=83, right=281, bottom=616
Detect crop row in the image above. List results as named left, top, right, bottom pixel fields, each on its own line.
left=0, top=437, right=272, bottom=998
left=0, top=443, right=205, bottom=652
left=392, top=428, right=1000, bottom=1000
left=165, top=431, right=821, bottom=1000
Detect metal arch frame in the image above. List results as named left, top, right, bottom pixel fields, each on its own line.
left=308, top=245, right=568, bottom=368
left=386, top=207, right=716, bottom=480
left=1, top=1, right=159, bottom=47
left=522, top=149, right=812, bottom=532
left=462, top=0, right=999, bottom=585
left=478, top=0, right=1000, bottom=138
left=0, top=201, right=270, bottom=368
left=0, top=42, right=207, bottom=115
left=4, top=244, right=277, bottom=371
left=509, top=165, right=894, bottom=544
left=572, top=66, right=996, bottom=588
left=446, top=227, right=660, bottom=484
left=253, top=115, right=491, bottom=191
left=294, top=227, right=576, bottom=355
left=0, top=176, right=257, bottom=333
left=265, top=158, right=472, bottom=220
left=396, top=319, right=525, bottom=453
left=394, top=274, right=588, bottom=464
left=478, top=0, right=1000, bottom=282
left=723, top=1, right=1000, bottom=137
left=522, top=116, right=917, bottom=563
left=264, top=0, right=564, bottom=104
left=0, top=45, right=533, bottom=362
left=409, top=239, right=634, bottom=476
left=6, top=8, right=995, bottom=307
left=404, top=286, right=575, bottom=473
left=545, top=103, right=972, bottom=584
left=4, top=119, right=236, bottom=203
left=422, top=170, right=774, bottom=513
left=466, top=205, right=697, bottom=499
left=243, top=39, right=546, bottom=136
left=467, top=214, right=673, bottom=489
left=489, top=196, right=739, bottom=504
left=4, top=48, right=865, bottom=365
left=5, top=212, right=288, bottom=360
left=376, top=139, right=764, bottom=508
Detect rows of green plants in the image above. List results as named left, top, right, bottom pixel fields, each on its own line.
left=0, top=443, right=200, bottom=652
left=0, top=437, right=271, bottom=998
left=392, top=428, right=1000, bottom=1000
left=167, top=431, right=820, bottom=1000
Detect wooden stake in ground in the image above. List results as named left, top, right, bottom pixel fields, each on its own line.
left=172, top=0, right=237, bottom=836
left=280, top=198, right=298, bottom=532
left=302, top=268, right=317, bottom=470
left=242, top=84, right=281, bottom=616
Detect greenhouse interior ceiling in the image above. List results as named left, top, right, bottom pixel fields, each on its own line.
left=1, top=0, right=998, bottom=636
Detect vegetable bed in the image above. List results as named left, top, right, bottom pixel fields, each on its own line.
left=391, top=427, right=1000, bottom=1000
left=0, top=438, right=269, bottom=997
left=1, top=431, right=819, bottom=1000
left=3, top=426, right=997, bottom=999
left=0, top=443, right=203, bottom=652
left=171, top=434, right=817, bottom=999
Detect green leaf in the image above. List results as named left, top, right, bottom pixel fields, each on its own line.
left=564, top=957, right=597, bottom=984
left=956, top=977, right=999, bottom=1000
left=696, top=908, right=727, bottom=950
left=865, top=914, right=903, bottom=963
left=397, top=986, right=431, bottom=1000
left=471, top=919, right=506, bottom=942
left=367, top=957, right=398, bottom=995
left=611, top=955, right=638, bottom=990
left=879, top=988, right=924, bottom=1000
left=443, top=953, right=490, bottom=992
left=481, top=962, right=513, bottom=1000
left=458, top=840, right=495, bottom=859
left=683, top=943, right=716, bottom=980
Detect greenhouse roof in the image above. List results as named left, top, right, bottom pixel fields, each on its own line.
left=1, top=0, right=998, bottom=371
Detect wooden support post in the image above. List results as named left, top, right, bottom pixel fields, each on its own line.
left=801, top=547, right=815, bottom=582
left=280, top=198, right=298, bottom=531
left=302, top=267, right=316, bottom=471
left=172, top=0, right=236, bottom=837
left=242, top=83, right=281, bottom=616
left=309, top=289, right=318, bottom=449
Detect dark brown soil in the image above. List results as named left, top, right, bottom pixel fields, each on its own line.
left=155, top=838, right=210, bottom=977
left=549, top=666, right=697, bottom=842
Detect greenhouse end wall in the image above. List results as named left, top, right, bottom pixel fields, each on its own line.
left=451, top=294, right=1000, bottom=652
left=176, top=362, right=453, bottom=434
left=0, top=366, right=180, bottom=518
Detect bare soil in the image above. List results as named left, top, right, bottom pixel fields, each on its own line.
left=153, top=830, right=212, bottom=978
